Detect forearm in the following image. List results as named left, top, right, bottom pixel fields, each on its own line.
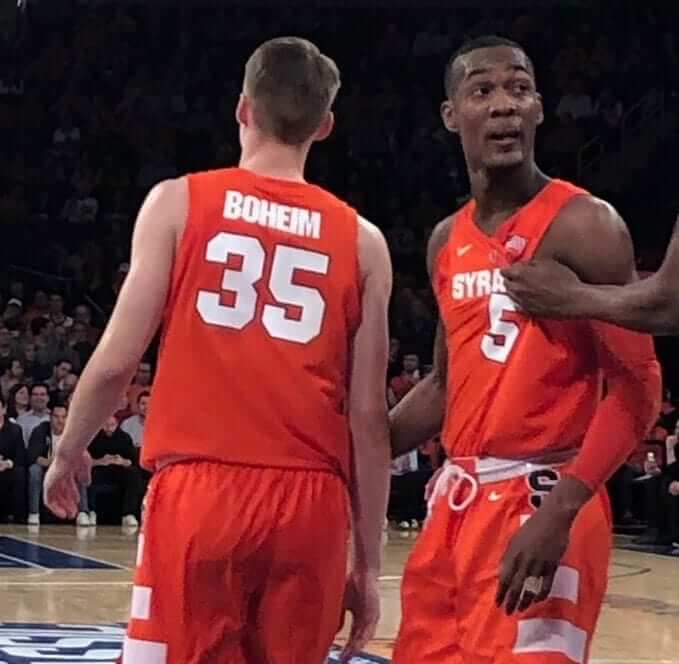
left=389, top=373, right=445, bottom=458
left=574, top=279, right=677, bottom=335
left=349, top=408, right=391, bottom=573
left=56, top=358, right=136, bottom=461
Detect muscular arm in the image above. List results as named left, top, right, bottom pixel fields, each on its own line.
left=347, top=217, right=393, bottom=574
left=503, top=217, right=679, bottom=335
left=389, top=218, right=451, bottom=459
left=54, top=178, right=187, bottom=463
left=536, top=197, right=661, bottom=520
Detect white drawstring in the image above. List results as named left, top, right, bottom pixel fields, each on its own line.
left=427, top=462, right=479, bottom=519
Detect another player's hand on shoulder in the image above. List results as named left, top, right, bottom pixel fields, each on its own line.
left=501, top=259, right=585, bottom=318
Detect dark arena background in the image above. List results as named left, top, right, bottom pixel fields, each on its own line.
left=0, top=1, right=678, bottom=662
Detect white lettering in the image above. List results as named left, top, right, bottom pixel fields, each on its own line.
left=277, top=205, right=291, bottom=233
left=223, top=190, right=243, bottom=219
left=476, top=270, right=492, bottom=297
left=222, top=190, right=322, bottom=239
left=259, top=199, right=277, bottom=228
left=451, top=268, right=508, bottom=300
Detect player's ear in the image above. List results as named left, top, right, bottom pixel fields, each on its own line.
left=441, top=99, right=459, bottom=134
left=236, top=94, right=248, bottom=127
left=313, top=111, right=334, bottom=143
left=536, top=92, right=544, bottom=127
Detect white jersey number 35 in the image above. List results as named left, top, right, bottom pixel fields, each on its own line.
left=196, top=232, right=329, bottom=344
left=481, top=293, right=521, bottom=363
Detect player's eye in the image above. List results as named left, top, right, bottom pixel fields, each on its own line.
left=472, top=85, right=492, bottom=98
left=512, top=82, right=531, bottom=95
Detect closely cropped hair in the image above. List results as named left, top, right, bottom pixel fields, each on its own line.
left=244, top=37, right=340, bottom=145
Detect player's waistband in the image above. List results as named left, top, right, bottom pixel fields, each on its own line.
left=428, top=449, right=578, bottom=515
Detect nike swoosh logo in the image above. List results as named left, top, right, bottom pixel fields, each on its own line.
left=489, top=491, right=503, bottom=502
left=457, top=244, right=473, bottom=257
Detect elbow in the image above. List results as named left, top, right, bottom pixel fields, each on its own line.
left=647, top=281, right=679, bottom=335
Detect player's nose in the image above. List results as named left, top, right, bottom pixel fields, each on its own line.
left=488, top=90, right=518, bottom=117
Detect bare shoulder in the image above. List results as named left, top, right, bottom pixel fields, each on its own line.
left=427, top=214, right=457, bottom=277
left=542, top=193, right=635, bottom=285
left=357, top=215, right=392, bottom=285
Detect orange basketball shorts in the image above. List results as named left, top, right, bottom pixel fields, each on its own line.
left=393, top=456, right=612, bottom=664
left=122, top=460, right=350, bottom=664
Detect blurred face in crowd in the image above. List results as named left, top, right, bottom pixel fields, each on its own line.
left=34, top=291, right=48, bottom=311
left=50, top=406, right=67, bottom=436
left=136, top=362, right=152, bottom=386
left=9, top=281, right=24, bottom=300
left=14, top=386, right=29, bottom=408
left=23, top=343, right=36, bottom=363
left=138, top=394, right=150, bottom=418
left=0, top=327, right=10, bottom=348
left=0, top=398, right=5, bottom=420
left=74, top=305, right=91, bottom=326
left=62, top=373, right=78, bottom=395
left=49, top=294, right=64, bottom=315
left=442, top=45, right=543, bottom=172
left=103, top=416, right=118, bottom=437
left=403, top=354, right=420, bottom=374
left=55, top=361, right=72, bottom=381
left=54, top=326, right=67, bottom=344
left=71, top=322, right=87, bottom=343
left=30, top=385, right=49, bottom=412
left=10, top=360, right=24, bottom=380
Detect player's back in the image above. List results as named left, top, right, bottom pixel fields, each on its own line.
left=436, top=179, right=601, bottom=459
left=142, top=167, right=361, bottom=480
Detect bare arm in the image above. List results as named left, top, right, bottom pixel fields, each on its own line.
left=347, top=216, right=393, bottom=574
left=54, top=178, right=187, bottom=462
left=389, top=217, right=451, bottom=458
left=502, top=215, right=679, bottom=334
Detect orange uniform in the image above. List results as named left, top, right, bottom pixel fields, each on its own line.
left=123, top=168, right=361, bottom=664
left=394, top=181, right=650, bottom=663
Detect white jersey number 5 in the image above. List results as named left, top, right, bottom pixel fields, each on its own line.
left=481, top=293, right=521, bottom=363
left=196, top=232, right=329, bottom=344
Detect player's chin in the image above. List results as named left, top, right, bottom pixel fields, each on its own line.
left=484, top=149, right=525, bottom=170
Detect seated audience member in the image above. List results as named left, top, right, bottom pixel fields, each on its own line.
left=121, top=391, right=149, bottom=448
left=0, top=359, right=25, bottom=400
left=0, top=394, right=27, bottom=523
left=46, top=358, right=73, bottom=395
left=27, top=404, right=89, bottom=526
left=88, top=416, right=145, bottom=528
left=387, top=353, right=420, bottom=407
left=17, top=383, right=51, bottom=445
left=127, top=361, right=153, bottom=414
left=7, top=383, right=30, bottom=421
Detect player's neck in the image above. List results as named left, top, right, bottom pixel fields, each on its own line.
left=239, top=142, right=309, bottom=184
left=470, top=161, right=549, bottom=233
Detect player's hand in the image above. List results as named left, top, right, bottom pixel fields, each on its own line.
left=669, top=481, right=679, bottom=497
left=496, top=507, right=571, bottom=615
left=44, top=451, right=92, bottom=520
left=501, top=259, right=584, bottom=318
left=0, top=460, right=9, bottom=472
left=339, top=570, right=380, bottom=663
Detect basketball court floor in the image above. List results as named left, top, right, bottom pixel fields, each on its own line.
left=0, top=525, right=677, bottom=663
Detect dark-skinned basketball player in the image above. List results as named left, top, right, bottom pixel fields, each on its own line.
left=390, top=36, right=660, bottom=663
left=502, top=222, right=679, bottom=334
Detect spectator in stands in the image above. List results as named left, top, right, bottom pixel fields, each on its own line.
left=25, top=291, right=50, bottom=325
left=69, top=322, right=95, bottom=369
left=17, top=383, right=50, bottom=445
left=388, top=448, right=433, bottom=530
left=0, top=326, right=19, bottom=362
left=127, top=361, right=152, bottom=414
left=0, top=359, right=25, bottom=400
left=7, top=384, right=30, bottom=421
left=73, top=304, right=101, bottom=344
left=388, top=353, right=421, bottom=407
left=555, top=77, right=594, bottom=123
left=22, top=343, right=45, bottom=382
left=388, top=338, right=402, bottom=381
left=88, top=416, right=145, bottom=528
left=48, top=293, right=73, bottom=330
left=27, top=403, right=89, bottom=526
left=51, top=373, right=78, bottom=406
left=121, top=391, right=149, bottom=448
left=3, top=298, right=24, bottom=329
left=46, top=359, right=73, bottom=395
left=0, top=394, right=27, bottom=523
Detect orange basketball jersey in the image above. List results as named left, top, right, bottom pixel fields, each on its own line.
left=435, top=179, right=602, bottom=459
left=142, top=167, right=361, bottom=480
